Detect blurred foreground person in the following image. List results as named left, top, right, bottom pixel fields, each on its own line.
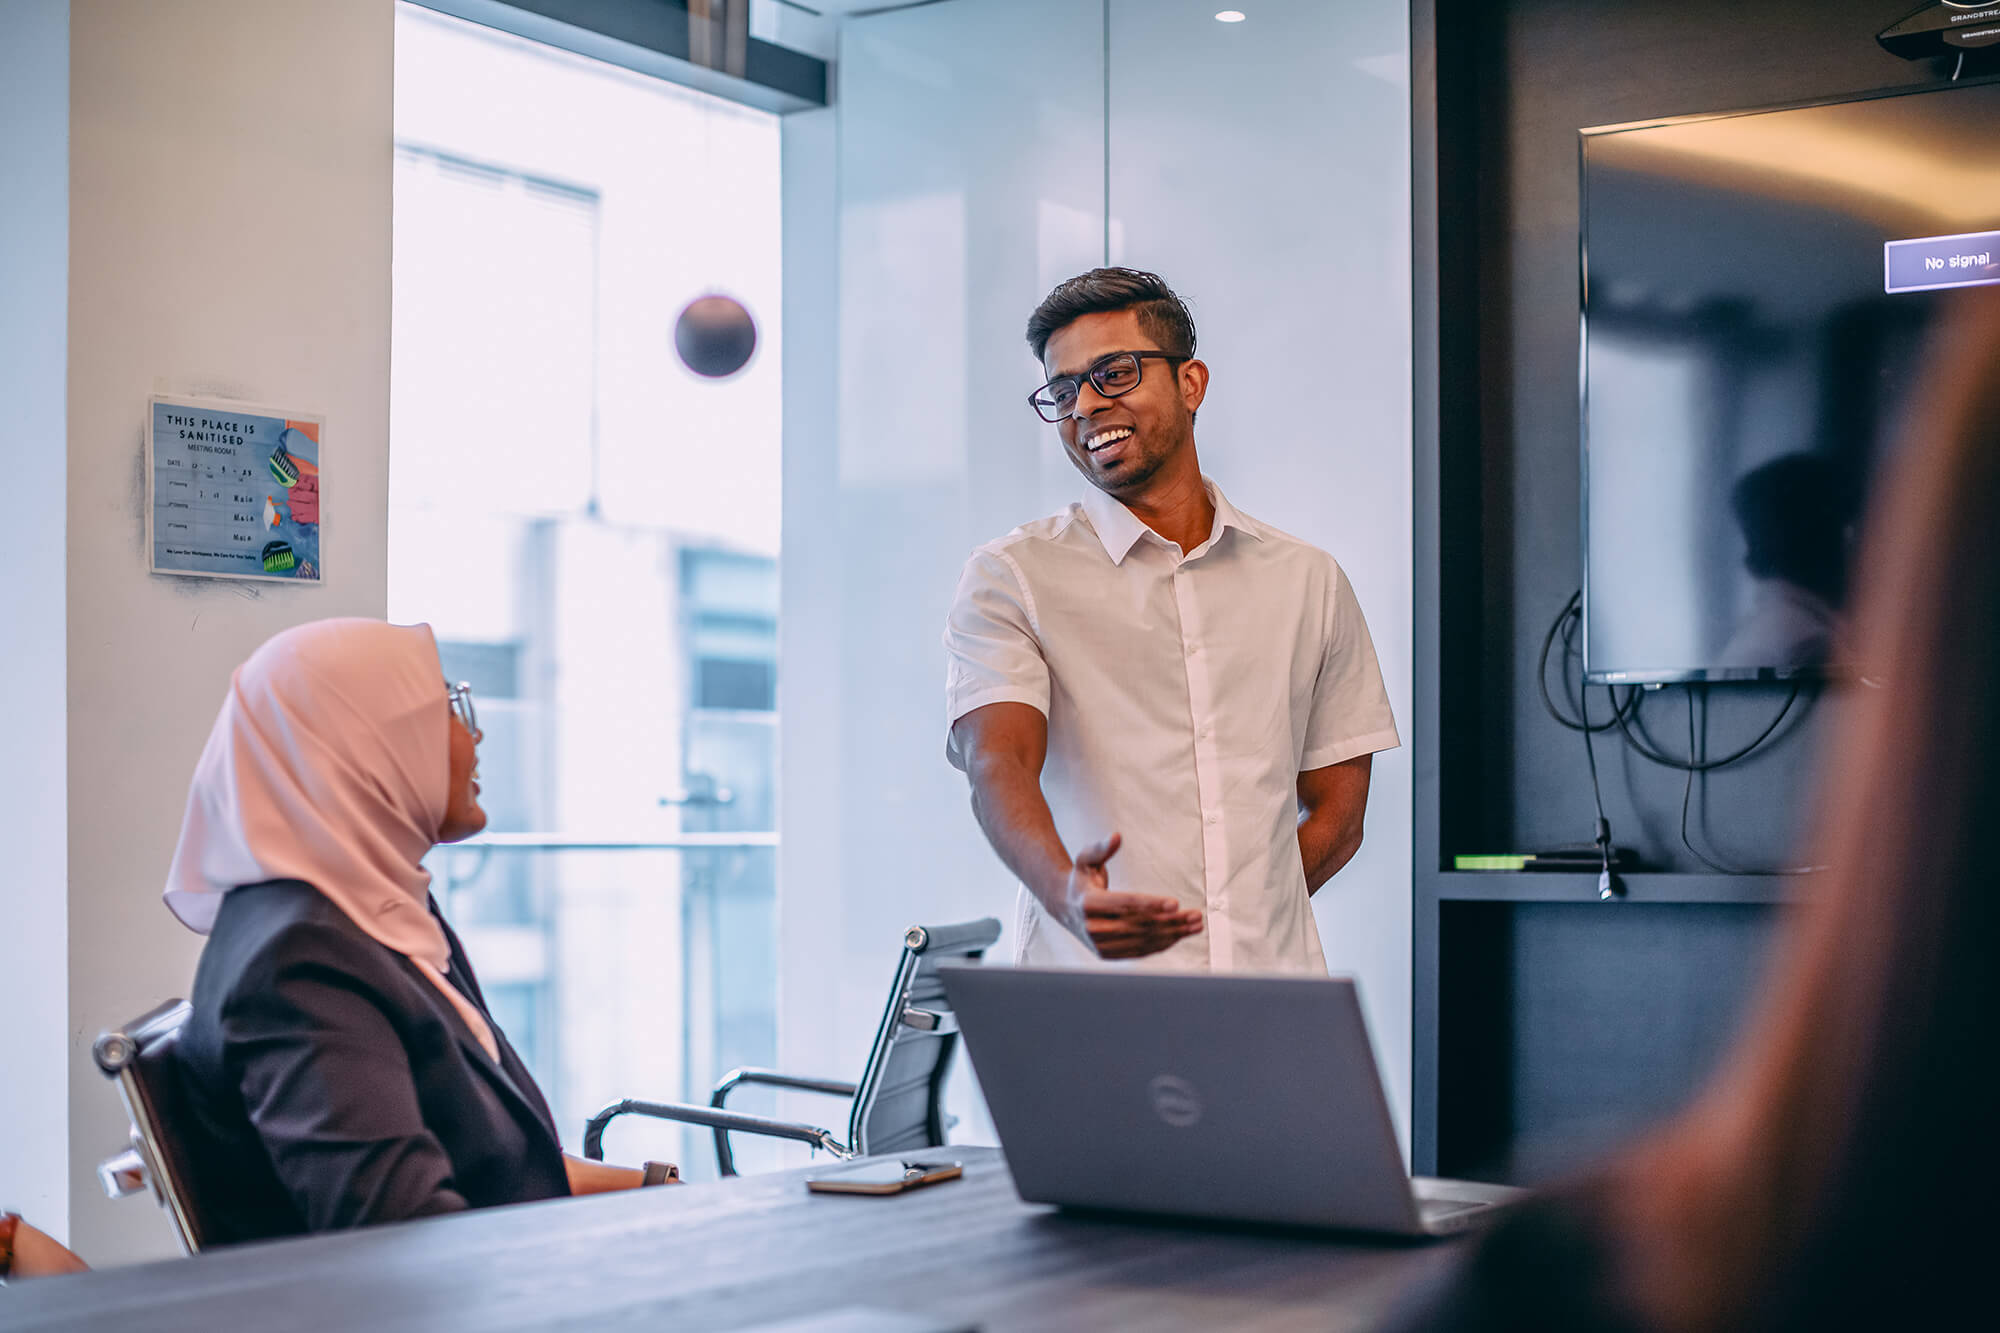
left=1391, top=293, right=2000, bottom=1332
left=166, top=619, right=661, bottom=1244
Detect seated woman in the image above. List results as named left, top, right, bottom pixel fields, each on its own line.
left=1389, top=292, right=2000, bottom=1330
left=165, top=618, right=661, bottom=1243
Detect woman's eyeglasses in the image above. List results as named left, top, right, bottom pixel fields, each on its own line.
left=1028, top=350, right=1183, bottom=423
left=446, top=680, right=479, bottom=739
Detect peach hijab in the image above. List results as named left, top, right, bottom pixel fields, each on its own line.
left=164, top=618, right=498, bottom=1060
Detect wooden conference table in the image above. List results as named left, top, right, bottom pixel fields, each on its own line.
left=6, top=1148, right=1475, bottom=1332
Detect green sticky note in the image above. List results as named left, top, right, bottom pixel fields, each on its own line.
left=1454, top=854, right=1532, bottom=871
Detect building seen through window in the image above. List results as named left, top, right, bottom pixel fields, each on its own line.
left=389, top=4, right=782, bottom=1178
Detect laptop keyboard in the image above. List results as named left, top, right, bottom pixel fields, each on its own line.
left=1419, top=1198, right=1490, bottom=1221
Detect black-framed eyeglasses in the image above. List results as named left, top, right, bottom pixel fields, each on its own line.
left=1029, top=350, right=1183, bottom=423
left=446, top=680, right=479, bottom=740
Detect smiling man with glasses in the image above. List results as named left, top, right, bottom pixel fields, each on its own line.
left=944, top=267, right=1398, bottom=971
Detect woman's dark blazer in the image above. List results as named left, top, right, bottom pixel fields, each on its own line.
left=176, top=878, right=570, bottom=1244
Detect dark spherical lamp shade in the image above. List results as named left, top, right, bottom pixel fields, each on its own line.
left=674, top=294, right=758, bottom=379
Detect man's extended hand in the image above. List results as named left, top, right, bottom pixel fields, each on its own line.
left=952, top=704, right=1202, bottom=961
left=1065, top=833, right=1204, bottom=959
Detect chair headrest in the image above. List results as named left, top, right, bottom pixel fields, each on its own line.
left=94, top=999, right=193, bottom=1075
left=902, top=918, right=1002, bottom=959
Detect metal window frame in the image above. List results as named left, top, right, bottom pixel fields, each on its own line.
left=408, top=0, right=828, bottom=112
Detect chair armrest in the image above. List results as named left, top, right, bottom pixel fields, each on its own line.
left=711, top=1068, right=857, bottom=1105
left=903, top=918, right=1001, bottom=956
left=708, top=1069, right=858, bottom=1178
left=582, top=1098, right=850, bottom=1166
left=93, top=999, right=191, bottom=1074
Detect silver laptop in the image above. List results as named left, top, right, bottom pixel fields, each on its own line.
left=938, top=966, right=1524, bottom=1237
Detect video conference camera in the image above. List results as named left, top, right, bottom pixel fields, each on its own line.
left=1878, top=2, right=2000, bottom=59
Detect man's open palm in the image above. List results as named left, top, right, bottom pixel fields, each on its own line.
left=1066, top=833, right=1204, bottom=959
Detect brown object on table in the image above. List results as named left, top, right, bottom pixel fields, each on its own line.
left=0, top=1211, right=18, bottom=1281
left=0, top=1214, right=87, bottom=1284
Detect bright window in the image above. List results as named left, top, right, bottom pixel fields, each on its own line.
left=389, top=3, right=782, bottom=1177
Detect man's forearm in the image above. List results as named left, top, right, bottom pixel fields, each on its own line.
left=1299, top=807, right=1365, bottom=895
left=1297, top=756, right=1373, bottom=896
left=964, top=753, right=1074, bottom=912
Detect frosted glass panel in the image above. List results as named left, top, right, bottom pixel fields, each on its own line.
left=777, top=0, right=1414, bottom=1161
left=1108, top=0, right=1415, bottom=1152
left=777, top=0, right=1105, bottom=1142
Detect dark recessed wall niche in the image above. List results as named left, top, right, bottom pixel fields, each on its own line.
left=1411, top=0, right=1960, bottom=1178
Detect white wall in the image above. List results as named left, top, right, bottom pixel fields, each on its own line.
left=0, top=0, right=73, bottom=1239
left=64, top=0, right=395, bottom=1264
left=779, top=0, right=1414, bottom=1149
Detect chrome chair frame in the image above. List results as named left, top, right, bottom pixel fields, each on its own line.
left=583, top=917, right=1000, bottom=1176
left=94, top=998, right=206, bottom=1254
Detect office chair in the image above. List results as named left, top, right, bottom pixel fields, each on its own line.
left=94, top=999, right=210, bottom=1254
left=583, top=917, right=1001, bottom=1176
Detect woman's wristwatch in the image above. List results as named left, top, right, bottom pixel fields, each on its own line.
left=0, top=1210, right=20, bottom=1282
left=640, top=1161, right=680, bottom=1187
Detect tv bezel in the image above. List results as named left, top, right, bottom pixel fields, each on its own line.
left=1576, top=73, right=2000, bottom=686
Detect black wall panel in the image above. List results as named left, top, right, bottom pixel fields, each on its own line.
left=1438, top=901, right=1776, bottom=1182
left=1413, top=0, right=1968, bottom=1174
left=1436, top=0, right=1942, bottom=871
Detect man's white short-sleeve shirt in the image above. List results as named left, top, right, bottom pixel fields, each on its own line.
left=944, top=479, right=1399, bottom=973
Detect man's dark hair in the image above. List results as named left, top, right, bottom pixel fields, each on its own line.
left=1025, top=267, right=1197, bottom=364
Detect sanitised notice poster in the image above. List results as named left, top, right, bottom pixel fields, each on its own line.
left=148, top=395, right=323, bottom=583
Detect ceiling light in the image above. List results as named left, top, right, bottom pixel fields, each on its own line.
left=1215, top=10, right=1247, bottom=22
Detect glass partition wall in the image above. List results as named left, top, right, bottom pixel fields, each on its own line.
left=783, top=0, right=1415, bottom=1163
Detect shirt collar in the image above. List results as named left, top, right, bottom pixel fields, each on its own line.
left=1079, top=477, right=1263, bottom=566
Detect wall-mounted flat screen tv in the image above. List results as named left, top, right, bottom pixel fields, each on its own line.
left=1580, top=78, right=2000, bottom=683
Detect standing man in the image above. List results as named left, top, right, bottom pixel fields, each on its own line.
left=944, top=268, right=1399, bottom=969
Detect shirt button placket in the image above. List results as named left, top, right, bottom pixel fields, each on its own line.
left=1174, top=565, right=1229, bottom=970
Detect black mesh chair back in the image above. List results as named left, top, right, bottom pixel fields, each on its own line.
left=847, top=917, right=1002, bottom=1158
left=94, top=999, right=211, bottom=1254
left=584, top=916, right=1003, bottom=1176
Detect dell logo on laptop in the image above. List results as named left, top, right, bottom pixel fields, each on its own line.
left=1148, top=1074, right=1203, bottom=1128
